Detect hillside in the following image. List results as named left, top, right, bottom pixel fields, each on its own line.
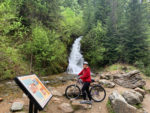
left=0, top=0, right=150, bottom=80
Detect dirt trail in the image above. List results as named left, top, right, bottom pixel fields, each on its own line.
left=0, top=80, right=129, bottom=113
left=39, top=81, right=129, bottom=113
left=142, top=76, right=150, bottom=113
left=0, top=75, right=150, bottom=113
left=142, top=94, right=150, bottom=113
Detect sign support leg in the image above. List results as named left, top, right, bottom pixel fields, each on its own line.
left=29, top=100, right=33, bottom=113
left=34, top=105, right=38, bottom=113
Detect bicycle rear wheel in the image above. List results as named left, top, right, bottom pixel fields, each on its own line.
left=90, top=85, right=106, bottom=102
left=65, top=84, right=81, bottom=99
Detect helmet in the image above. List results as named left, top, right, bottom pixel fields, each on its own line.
left=83, top=61, right=88, bottom=65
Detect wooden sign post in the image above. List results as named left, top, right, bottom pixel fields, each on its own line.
left=14, top=74, right=53, bottom=113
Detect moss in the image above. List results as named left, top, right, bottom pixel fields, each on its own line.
left=134, top=104, right=143, bottom=109
left=106, top=100, right=116, bottom=113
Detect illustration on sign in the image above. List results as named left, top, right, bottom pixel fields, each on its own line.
left=17, top=74, right=52, bottom=108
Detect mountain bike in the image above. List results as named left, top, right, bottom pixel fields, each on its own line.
left=65, top=77, right=106, bottom=102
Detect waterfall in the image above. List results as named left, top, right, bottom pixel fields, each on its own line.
left=67, top=36, right=84, bottom=74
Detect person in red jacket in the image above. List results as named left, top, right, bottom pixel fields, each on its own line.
left=78, top=61, right=92, bottom=104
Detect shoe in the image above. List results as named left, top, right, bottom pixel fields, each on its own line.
left=80, top=100, right=92, bottom=104
left=86, top=100, right=92, bottom=105
left=80, top=100, right=87, bottom=104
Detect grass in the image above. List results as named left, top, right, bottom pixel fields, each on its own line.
left=145, top=89, right=150, bottom=94
left=104, top=63, right=137, bottom=72
left=106, top=100, right=115, bottom=113
left=134, top=104, right=143, bottom=109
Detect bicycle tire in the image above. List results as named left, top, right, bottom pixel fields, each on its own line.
left=90, top=85, right=106, bottom=102
left=65, top=84, right=81, bottom=99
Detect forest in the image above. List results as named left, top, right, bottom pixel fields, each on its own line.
left=0, top=0, right=150, bottom=80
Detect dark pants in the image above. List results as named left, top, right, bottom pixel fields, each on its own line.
left=82, top=82, right=92, bottom=101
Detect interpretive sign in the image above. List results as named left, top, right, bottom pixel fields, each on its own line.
left=14, top=74, right=52, bottom=111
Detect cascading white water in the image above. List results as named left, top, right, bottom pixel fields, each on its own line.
left=67, top=36, right=84, bottom=74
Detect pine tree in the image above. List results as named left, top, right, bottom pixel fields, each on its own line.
left=124, top=0, right=148, bottom=63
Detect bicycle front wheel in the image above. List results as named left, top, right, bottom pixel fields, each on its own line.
left=90, top=85, right=106, bottom=102
left=65, top=84, right=81, bottom=99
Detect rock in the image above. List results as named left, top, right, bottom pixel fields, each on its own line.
left=71, top=100, right=88, bottom=109
left=72, top=101, right=92, bottom=109
left=22, top=93, right=28, bottom=98
left=16, top=112, right=26, bottom=113
left=48, top=87, right=62, bottom=96
left=100, top=74, right=112, bottom=80
left=51, top=89, right=62, bottom=96
left=52, top=97, right=62, bottom=103
left=58, top=103, right=73, bottom=113
left=109, top=91, right=137, bottom=113
left=11, top=102, right=24, bottom=112
left=99, top=80, right=115, bottom=88
left=137, top=109, right=149, bottom=113
left=41, top=76, right=48, bottom=79
left=113, top=70, right=146, bottom=89
left=42, top=80, right=50, bottom=84
left=48, top=86, right=55, bottom=91
left=142, top=109, right=148, bottom=113
left=6, top=81, right=16, bottom=86
left=134, top=87, right=145, bottom=96
left=122, top=90, right=143, bottom=105
left=0, top=98, right=3, bottom=102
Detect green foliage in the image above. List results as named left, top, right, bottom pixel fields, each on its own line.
left=104, top=64, right=137, bottom=72
left=106, top=100, right=115, bottom=113
left=81, top=0, right=150, bottom=77
left=0, top=0, right=83, bottom=79
left=0, top=37, right=29, bottom=80
left=123, top=0, right=148, bottom=63
left=82, top=0, right=95, bottom=32
left=19, top=0, right=61, bottom=29
left=22, top=24, right=67, bottom=75
left=134, top=104, right=143, bottom=109
left=0, top=0, right=150, bottom=80
left=81, top=22, right=106, bottom=66
left=62, top=0, right=81, bottom=13
left=144, top=66, right=150, bottom=77
left=60, top=7, right=84, bottom=38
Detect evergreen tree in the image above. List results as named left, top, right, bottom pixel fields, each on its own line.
left=124, top=0, right=148, bottom=63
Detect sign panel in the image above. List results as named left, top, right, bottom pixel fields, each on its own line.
left=15, top=74, right=52, bottom=110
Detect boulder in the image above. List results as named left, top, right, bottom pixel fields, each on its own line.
left=58, top=103, right=73, bottom=113
left=113, top=70, right=146, bottom=89
left=52, top=97, right=62, bottom=103
left=137, top=109, right=149, bottom=113
left=100, top=74, right=112, bottom=80
left=99, top=80, right=115, bottom=88
left=15, top=112, right=26, bottom=113
left=0, top=98, right=3, bottom=102
left=122, top=90, right=143, bottom=105
left=11, top=102, right=24, bottom=112
left=22, top=93, right=28, bottom=98
left=16, top=112, right=26, bottom=113
left=109, top=91, right=137, bottom=113
left=134, top=87, right=146, bottom=96
left=42, top=80, right=50, bottom=85
left=49, top=88, right=62, bottom=97
left=71, top=100, right=89, bottom=109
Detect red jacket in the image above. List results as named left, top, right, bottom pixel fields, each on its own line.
left=78, top=67, right=91, bottom=82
